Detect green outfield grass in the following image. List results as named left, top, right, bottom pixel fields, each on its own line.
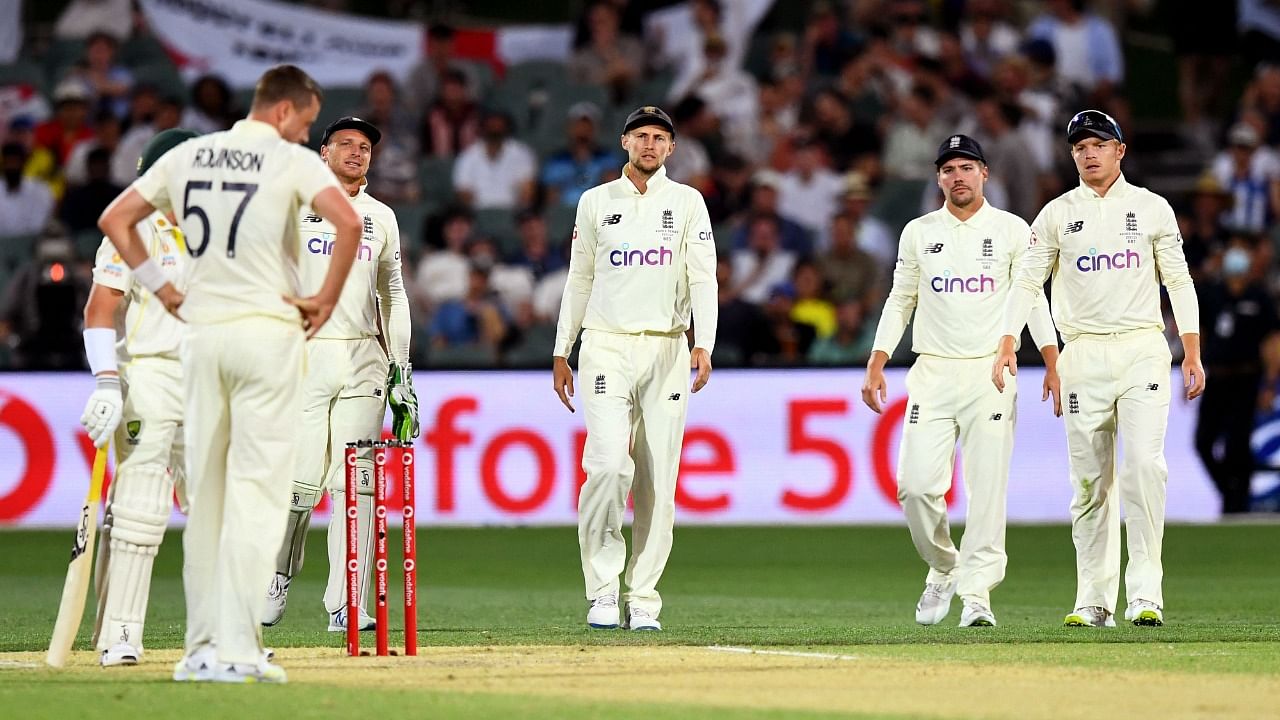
left=1, top=524, right=1277, bottom=718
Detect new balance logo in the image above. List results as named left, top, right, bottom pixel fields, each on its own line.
left=594, top=374, right=606, bottom=394
left=989, top=413, right=1003, bottom=421
left=908, top=404, right=920, bottom=424
left=601, top=214, right=622, bottom=226
left=668, top=393, right=681, bottom=401
left=1147, top=383, right=1159, bottom=391
left=1065, top=221, right=1084, bottom=234
left=924, top=243, right=944, bottom=254
left=1068, top=392, right=1080, bottom=414
left=303, top=214, right=322, bottom=223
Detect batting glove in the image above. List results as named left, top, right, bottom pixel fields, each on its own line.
left=80, top=375, right=123, bottom=448
left=387, top=362, right=420, bottom=442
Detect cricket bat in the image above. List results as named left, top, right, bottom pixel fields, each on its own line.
left=46, top=446, right=108, bottom=668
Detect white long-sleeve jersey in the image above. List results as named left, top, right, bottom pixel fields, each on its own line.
left=91, top=212, right=188, bottom=363
left=296, top=181, right=411, bottom=366
left=1002, top=174, right=1199, bottom=341
left=873, top=200, right=1058, bottom=359
left=554, top=165, right=718, bottom=357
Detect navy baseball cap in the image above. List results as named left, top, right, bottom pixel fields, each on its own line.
left=622, top=105, right=675, bottom=136
left=321, top=116, right=381, bottom=146
left=138, top=128, right=199, bottom=175
left=935, top=134, right=986, bottom=167
left=1066, top=109, right=1123, bottom=144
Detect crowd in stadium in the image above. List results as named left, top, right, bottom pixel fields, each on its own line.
left=1, top=0, right=1278, bottom=382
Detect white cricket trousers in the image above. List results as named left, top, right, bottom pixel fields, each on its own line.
left=897, top=354, right=1017, bottom=607
left=181, top=317, right=303, bottom=666
left=1057, top=329, right=1171, bottom=612
left=577, top=330, right=690, bottom=617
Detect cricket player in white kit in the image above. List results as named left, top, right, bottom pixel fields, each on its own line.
left=80, top=128, right=198, bottom=667
left=553, top=105, right=718, bottom=631
left=863, top=135, right=1060, bottom=628
left=98, top=65, right=363, bottom=683
left=262, top=116, right=417, bottom=632
left=994, top=110, right=1205, bottom=628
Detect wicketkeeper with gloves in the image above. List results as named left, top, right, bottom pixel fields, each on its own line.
left=80, top=128, right=199, bottom=667
left=261, top=116, right=417, bottom=632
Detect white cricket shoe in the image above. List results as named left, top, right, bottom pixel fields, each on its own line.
left=1125, top=599, right=1164, bottom=626
left=327, top=607, right=376, bottom=632
left=586, top=594, right=620, bottom=629
left=915, top=581, right=956, bottom=625
left=100, top=642, right=141, bottom=667
left=626, top=606, right=662, bottom=631
left=213, top=659, right=287, bottom=684
left=958, top=602, right=996, bottom=627
left=1063, top=606, right=1116, bottom=627
left=172, top=646, right=216, bottom=682
left=261, top=573, right=290, bottom=627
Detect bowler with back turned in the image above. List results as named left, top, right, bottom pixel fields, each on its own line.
left=553, top=105, right=718, bottom=632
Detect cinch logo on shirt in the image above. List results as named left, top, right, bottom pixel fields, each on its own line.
left=609, top=243, right=672, bottom=267
left=307, top=236, right=376, bottom=261
left=930, top=272, right=995, bottom=293
left=1075, top=247, right=1139, bottom=272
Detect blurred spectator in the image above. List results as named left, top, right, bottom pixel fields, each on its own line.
left=416, top=206, right=474, bottom=308
left=112, top=94, right=181, bottom=187
left=662, top=96, right=714, bottom=191
left=959, top=0, right=1022, bottom=79
left=509, top=210, right=566, bottom=280
left=934, top=34, right=989, bottom=102
left=427, top=264, right=510, bottom=352
left=836, top=172, right=895, bottom=265
left=1241, top=65, right=1280, bottom=147
left=541, top=102, right=618, bottom=208
left=531, top=258, right=570, bottom=325
left=469, top=236, right=534, bottom=327
left=673, top=35, right=758, bottom=161
left=1180, top=173, right=1233, bottom=279
left=704, top=153, right=752, bottom=225
left=820, top=209, right=881, bottom=303
left=0, top=84, right=52, bottom=135
left=422, top=69, right=480, bottom=158
left=883, top=84, right=947, bottom=180
left=58, top=147, right=121, bottom=233
left=452, top=112, right=536, bottom=210
left=74, top=31, right=133, bottom=119
left=887, top=0, right=941, bottom=58
left=812, top=87, right=881, bottom=175
left=405, top=25, right=485, bottom=118
left=35, top=80, right=94, bottom=173
left=731, top=214, right=798, bottom=305
left=123, top=83, right=159, bottom=134
left=1027, top=0, right=1123, bottom=103
left=1170, top=0, right=1234, bottom=149
left=790, top=260, right=837, bottom=339
left=991, top=54, right=1057, bottom=187
left=801, top=2, right=862, bottom=78
left=832, top=54, right=889, bottom=129
left=974, top=96, right=1039, bottom=221
left=0, top=230, right=90, bottom=369
left=1239, top=0, right=1280, bottom=67
left=181, top=75, right=236, bottom=134
left=1195, top=235, right=1280, bottom=514
left=1210, top=122, right=1280, bottom=234
left=0, top=143, right=55, bottom=238
left=569, top=1, right=645, bottom=105
left=760, top=282, right=815, bottom=363
left=808, top=298, right=875, bottom=365
left=715, top=256, right=772, bottom=363
left=753, top=76, right=800, bottom=164
left=64, top=109, right=120, bottom=187
left=730, top=172, right=810, bottom=254
left=55, top=0, right=132, bottom=41
left=6, top=117, right=60, bottom=197
left=357, top=71, right=421, bottom=204
left=655, top=0, right=731, bottom=104
left=777, top=139, right=844, bottom=239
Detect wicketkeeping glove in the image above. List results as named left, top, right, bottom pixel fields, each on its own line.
left=80, top=375, right=123, bottom=448
left=387, top=362, right=420, bottom=442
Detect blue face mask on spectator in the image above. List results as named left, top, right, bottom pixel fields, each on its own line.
left=1222, top=247, right=1251, bottom=278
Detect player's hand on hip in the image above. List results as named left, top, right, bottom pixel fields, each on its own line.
left=80, top=374, right=123, bottom=448
left=553, top=356, right=575, bottom=413
left=691, top=347, right=712, bottom=393
left=156, top=284, right=185, bottom=319
left=1183, top=355, right=1206, bottom=400
left=861, top=367, right=888, bottom=414
left=284, top=294, right=335, bottom=339
left=992, top=335, right=1018, bottom=392
left=1042, top=366, right=1062, bottom=416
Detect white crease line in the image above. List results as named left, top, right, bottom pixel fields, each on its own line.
left=0, top=661, right=40, bottom=669
left=706, top=646, right=859, bottom=661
